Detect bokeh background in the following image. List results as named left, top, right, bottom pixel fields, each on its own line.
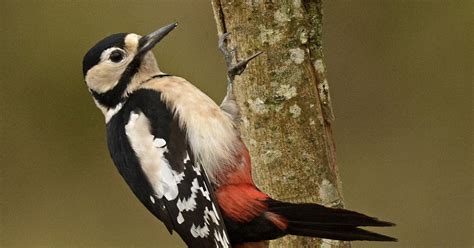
left=1, top=1, right=471, bottom=247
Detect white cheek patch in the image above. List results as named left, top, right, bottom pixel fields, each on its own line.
left=125, top=111, right=179, bottom=200
left=85, top=47, right=132, bottom=94
left=85, top=65, right=121, bottom=93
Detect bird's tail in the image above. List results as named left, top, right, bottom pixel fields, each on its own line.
left=267, top=199, right=397, bottom=242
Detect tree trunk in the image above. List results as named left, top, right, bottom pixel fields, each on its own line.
left=211, top=1, right=350, bottom=247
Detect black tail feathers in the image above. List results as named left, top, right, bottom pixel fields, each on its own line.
left=267, top=199, right=397, bottom=242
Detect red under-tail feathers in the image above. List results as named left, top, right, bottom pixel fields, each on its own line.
left=216, top=145, right=268, bottom=223
left=215, top=143, right=396, bottom=244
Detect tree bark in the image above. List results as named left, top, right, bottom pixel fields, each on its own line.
left=211, top=1, right=350, bottom=247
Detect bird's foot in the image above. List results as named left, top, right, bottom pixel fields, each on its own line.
left=218, top=32, right=262, bottom=83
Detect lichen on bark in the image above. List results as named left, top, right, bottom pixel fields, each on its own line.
left=211, top=1, right=348, bottom=247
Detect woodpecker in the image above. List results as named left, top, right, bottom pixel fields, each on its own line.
left=82, top=23, right=396, bottom=247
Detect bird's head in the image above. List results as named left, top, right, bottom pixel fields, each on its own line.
left=82, top=23, right=177, bottom=111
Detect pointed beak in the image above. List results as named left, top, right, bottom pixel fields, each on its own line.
left=137, top=23, right=178, bottom=55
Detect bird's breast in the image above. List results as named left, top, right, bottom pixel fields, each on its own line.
left=140, top=76, right=242, bottom=183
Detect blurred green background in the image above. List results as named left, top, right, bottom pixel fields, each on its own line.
left=0, top=0, right=471, bottom=247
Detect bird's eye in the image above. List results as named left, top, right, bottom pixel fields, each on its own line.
left=109, top=50, right=125, bottom=63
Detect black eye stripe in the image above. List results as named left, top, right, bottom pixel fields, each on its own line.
left=109, top=50, right=125, bottom=63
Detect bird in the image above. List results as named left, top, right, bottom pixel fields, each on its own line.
left=82, top=23, right=396, bottom=247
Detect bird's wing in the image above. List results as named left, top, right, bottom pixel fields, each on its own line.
left=106, top=88, right=229, bottom=248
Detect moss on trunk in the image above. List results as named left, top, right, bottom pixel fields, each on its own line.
left=211, top=1, right=349, bottom=247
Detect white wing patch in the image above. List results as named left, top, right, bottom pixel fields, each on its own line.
left=173, top=171, right=185, bottom=184
left=207, top=203, right=228, bottom=246
left=192, top=164, right=202, bottom=176
left=190, top=204, right=228, bottom=246
left=214, top=229, right=230, bottom=248
left=184, top=153, right=190, bottom=163
left=200, top=180, right=211, bottom=201
left=191, top=223, right=210, bottom=238
left=125, top=111, right=179, bottom=201
left=176, top=178, right=199, bottom=213
left=177, top=212, right=184, bottom=224
left=153, top=138, right=167, bottom=148
left=124, top=111, right=229, bottom=247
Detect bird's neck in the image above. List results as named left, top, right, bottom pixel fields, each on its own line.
left=126, top=53, right=162, bottom=95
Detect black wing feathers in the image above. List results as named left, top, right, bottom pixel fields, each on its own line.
left=106, top=92, right=175, bottom=232
left=106, top=89, right=229, bottom=247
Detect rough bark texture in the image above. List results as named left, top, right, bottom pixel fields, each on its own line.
left=211, top=1, right=350, bottom=247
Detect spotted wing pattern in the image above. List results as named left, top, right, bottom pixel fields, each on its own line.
left=106, top=89, right=229, bottom=247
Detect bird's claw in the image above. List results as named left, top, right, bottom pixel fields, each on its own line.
left=228, top=51, right=263, bottom=79
left=218, top=32, right=262, bottom=81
